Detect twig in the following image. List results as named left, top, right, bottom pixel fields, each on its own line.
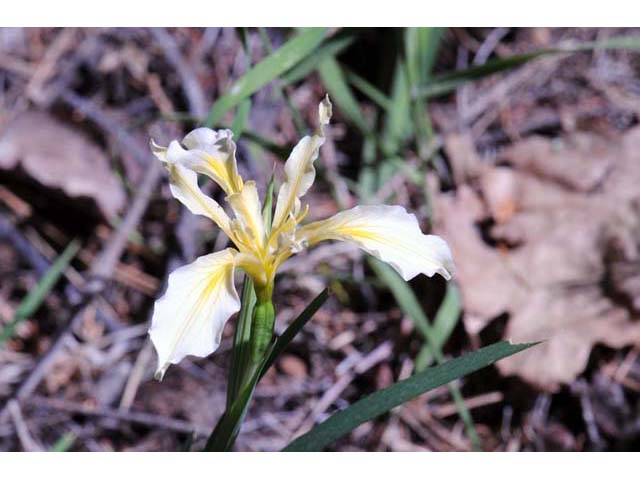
left=572, top=380, right=604, bottom=450
left=150, top=28, right=208, bottom=119
left=26, top=29, right=77, bottom=105
left=292, top=341, right=393, bottom=438
left=431, top=391, right=503, bottom=418
left=473, top=28, right=511, bottom=66
left=118, top=340, right=154, bottom=410
left=59, top=89, right=150, bottom=167
left=8, top=400, right=43, bottom=451
left=28, top=395, right=209, bottom=436
left=0, top=214, right=50, bottom=275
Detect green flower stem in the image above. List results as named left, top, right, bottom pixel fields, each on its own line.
left=249, top=284, right=275, bottom=366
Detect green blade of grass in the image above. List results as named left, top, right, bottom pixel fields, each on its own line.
left=416, top=283, right=462, bottom=369
left=381, top=59, right=412, bottom=156
left=368, top=258, right=481, bottom=449
left=404, top=27, right=441, bottom=160
left=50, top=432, right=76, bottom=452
left=0, top=240, right=81, bottom=346
left=405, top=27, right=443, bottom=85
left=281, top=34, right=355, bottom=86
left=205, top=28, right=327, bottom=127
left=261, top=288, right=329, bottom=379
left=357, top=132, right=379, bottom=199
left=206, top=339, right=276, bottom=451
left=344, top=68, right=392, bottom=112
left=283, top=340, right=537, bottom=451
left=262, top=175, right=275, bottom=235
left=417, top=36, right=640, bottom=100
left=258, top=27, right=306, bottom=135
left=230, top=99, right=252, bottom=138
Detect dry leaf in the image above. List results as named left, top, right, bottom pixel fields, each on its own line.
left=0, top=111, right=126, bottom=219
left=435, top=129, right=640, bottom=390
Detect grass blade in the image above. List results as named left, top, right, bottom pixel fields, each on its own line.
left=344, top=68, right=392, bottom=112
left=405, top=27, right=443, bottom=84
left=230, top=99, right=252, bottom=138
left=281, top=34, right=355, bottom=86
left=261, top=288, right=329, bottom=378
left=258, top=28, right=306, bottom=135
left=368, top=258, right=481, bottom=449
left=404, top=28, right=441, bottom=160
left=381, top=59, right=412, bottom=156
left=205, top=28, right=327, bottom=127
left=417, top=36, right=640, bottom=100
left=284, top=342, right=535, bottom=452
left=50, top=432, right=76, bottom=452
left=0, top=240, right=80, bottom=346
left=283, top=340, right=537, bottom=451
left=416, top=283, right=462, bottom=369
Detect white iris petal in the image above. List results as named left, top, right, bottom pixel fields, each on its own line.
left=297, top=205, right=454, bottom=281
left=149, top=248, right=240, bottom=380
left=272, top=96, right=332, bottom=230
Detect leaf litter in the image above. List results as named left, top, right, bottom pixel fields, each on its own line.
left=435, top=128, right=640, bottom=390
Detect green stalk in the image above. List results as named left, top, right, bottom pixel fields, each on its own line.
left=249, top=286, right=276, bottom=365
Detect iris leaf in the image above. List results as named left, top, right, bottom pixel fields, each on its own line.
left=283, top=341, right=537, bottom=451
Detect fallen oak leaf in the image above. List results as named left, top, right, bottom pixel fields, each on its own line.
left=0, top=111, right=126, bottom=219
left=434, top=128, right=640, bottom=390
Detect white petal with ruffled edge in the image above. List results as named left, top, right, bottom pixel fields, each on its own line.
left=149, top=248, right=240, bottom=379
left=297, top=205, right=454, bottom=281
left=166, top=129, right=242, bottom=195
left=151, top=140, right=234, bottom=240
left=272, top=97, right=332, bottom=229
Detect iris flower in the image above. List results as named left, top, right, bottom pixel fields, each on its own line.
left=149, top=97, right=454, bottom=379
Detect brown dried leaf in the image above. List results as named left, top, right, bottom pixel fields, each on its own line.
left=435, top=129, right=640, bottom=390
left=0, top=111, right=126, bottom=219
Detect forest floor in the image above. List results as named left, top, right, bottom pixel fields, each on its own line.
left=1, top=27, right=640, bottom=451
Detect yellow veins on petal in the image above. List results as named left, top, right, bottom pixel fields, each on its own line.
left=296, top=205, right=454, bottom=281
left=197, top=151, right=243, bottom=195
left=180, top=128, right=243, bottom=195
left=167, top=163, right=237, bottom=243
left=149, top=249, right=240, bottom=380
left=157, top=269, right=224, bottom=377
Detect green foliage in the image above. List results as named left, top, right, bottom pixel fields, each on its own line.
left=50, top=432, right=76, bottom=452
left=205, top=288, right=330, bottom=451
left=205, top=28, right=327, bottom=127
left=417, top=35, right=640, bottom=100
left=368, top=259, right=480, bottom=448
left=318, top=57, right=372, bottom=135
left=283, top=341, right=537, bottom=451
left=0, top=240, right=80, bottom=346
